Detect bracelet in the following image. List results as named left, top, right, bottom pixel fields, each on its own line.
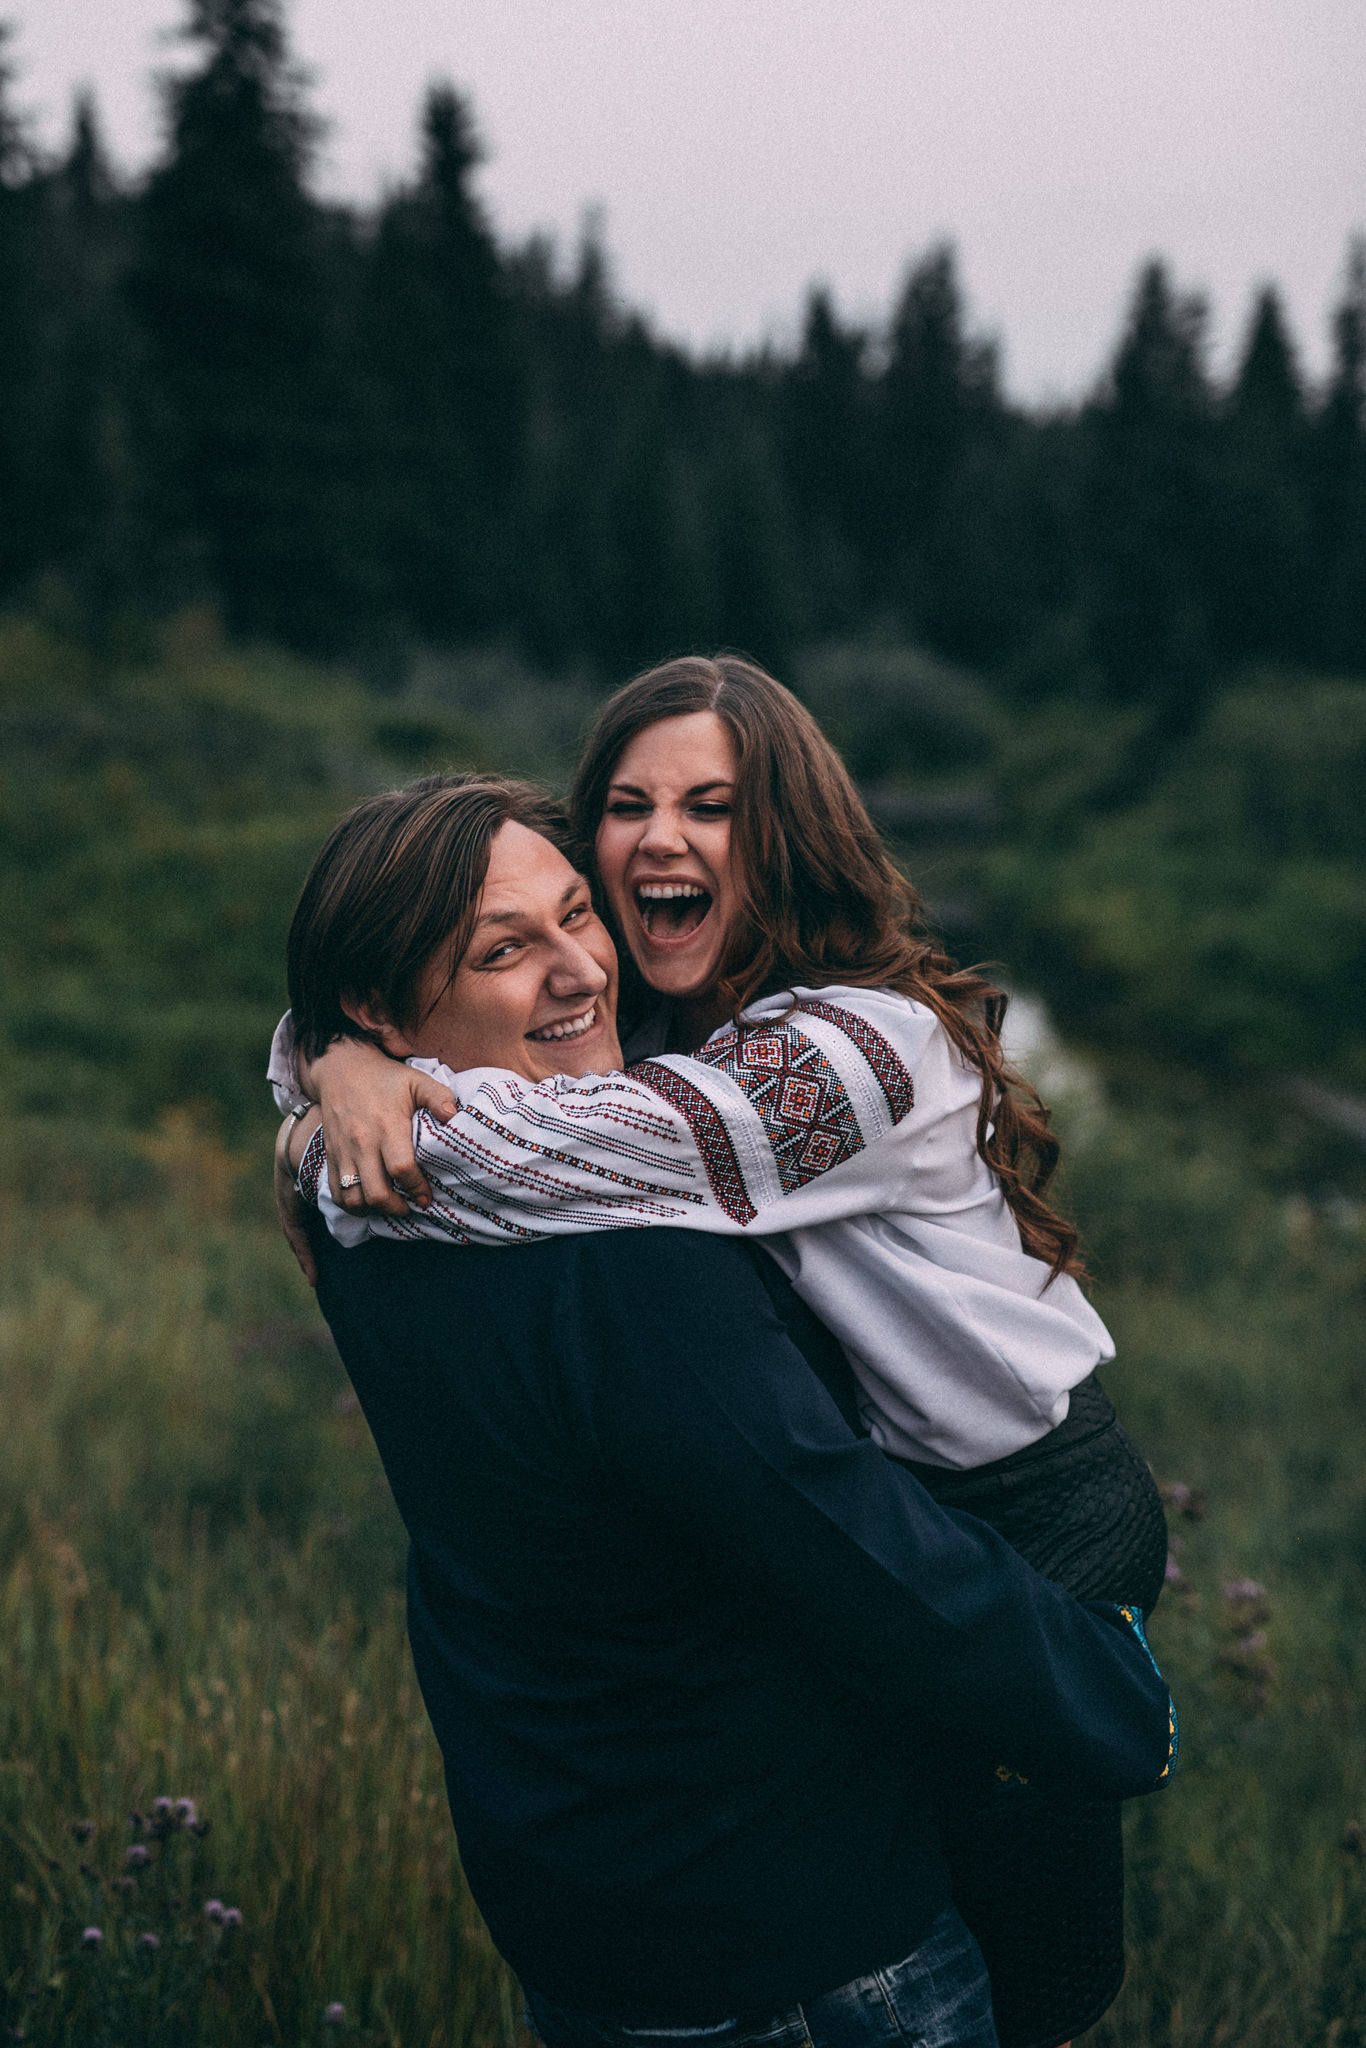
left=282, top=1101, right=314, bottom=1174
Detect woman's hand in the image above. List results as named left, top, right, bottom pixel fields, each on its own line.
left=275, top=1106, right=323, bottom=1287
left=310, top=1037, right=458, bottom=1220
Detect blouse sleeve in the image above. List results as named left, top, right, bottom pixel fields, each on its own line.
left=268, top=1010, right=309, bottom=1116
left=299, top=989, right=939, bottom=1249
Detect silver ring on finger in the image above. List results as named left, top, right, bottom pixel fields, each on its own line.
left=339, top=1174, right=362, bottom=1191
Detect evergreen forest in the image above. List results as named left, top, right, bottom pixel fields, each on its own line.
left=4, top=1, right=1366, bottom=701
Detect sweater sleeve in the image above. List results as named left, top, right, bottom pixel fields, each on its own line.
left=299, top=989, right=939, bottom=1249
left=581, top=1231, right=1177, bottom=1798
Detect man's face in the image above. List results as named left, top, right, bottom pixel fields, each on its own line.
left=393, top=822, right=623, bottom=1081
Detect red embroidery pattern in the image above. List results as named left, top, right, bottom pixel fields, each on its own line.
left=298, top=1124, right=327, bottom=1209
left=424, top=1100, right=706, bottom=1208
left=796, top=1000, right=915, bottom=1121
left=470, top=1079, right=693, bottom=1163
left=630, top=1060, right=757, bottom=1224
left=686, top=1021, right=864, bottom=1198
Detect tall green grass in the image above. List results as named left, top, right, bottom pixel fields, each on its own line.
left=1051, top=1072, right=1366, bottom=2047
left=0, top=1124, right=519, bottom=2045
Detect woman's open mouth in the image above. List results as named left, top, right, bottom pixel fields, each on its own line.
left=635, top=882, right=712, bottom=944
left=527, top=1005, right=598, bottom=1043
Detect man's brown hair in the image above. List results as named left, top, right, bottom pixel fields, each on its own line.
left=287, top=773, right=570, bottom=1061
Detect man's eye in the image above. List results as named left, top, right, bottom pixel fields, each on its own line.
left=563, top=902, right=590, bottom=925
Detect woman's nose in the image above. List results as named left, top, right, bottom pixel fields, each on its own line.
left=638, top=804, right=688, bottom=857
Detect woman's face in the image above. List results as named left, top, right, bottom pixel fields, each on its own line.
left=594, top=712, right=742, bottom=1005
left=388, top=821, right=622, bottom=1081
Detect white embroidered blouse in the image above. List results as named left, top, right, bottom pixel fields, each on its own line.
left=269, top=986, right=1114, bottom=1470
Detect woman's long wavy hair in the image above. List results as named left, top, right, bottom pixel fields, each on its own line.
left=571, top=654, right=1083, bottom=1281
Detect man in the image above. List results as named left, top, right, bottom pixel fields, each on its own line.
left=310, top=1217, right=1172, bottom=2048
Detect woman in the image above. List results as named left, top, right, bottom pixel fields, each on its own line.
left=274, top=657, right=1171, bottom=2048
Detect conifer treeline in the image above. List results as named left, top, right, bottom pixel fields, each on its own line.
left=3, top=0, right=1365, bottom=716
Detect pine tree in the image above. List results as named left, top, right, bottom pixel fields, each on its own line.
left=1213, top=285, right=1308, bottom=663
left=360, top=83, right=523, bottom=643
left=509, top=216, right=626, bottom=664
left=780, top=288, right=872, bottom=627
left=128, top=0, right=357, bottom=647
left=0, top=22, right=48, bottom=599
left=873, top=244, right=1000, bottom=642
left=39, top=94, right=156, bottom=637
left=1313, top=238, right=1366, bottom=669
left=1082, top=259, right=1219, bottom=728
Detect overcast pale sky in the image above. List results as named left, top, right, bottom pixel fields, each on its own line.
left=12, top=0, right=1365, bottom=401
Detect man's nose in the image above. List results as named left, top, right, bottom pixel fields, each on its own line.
left=547, top=930, right=609, bottom=995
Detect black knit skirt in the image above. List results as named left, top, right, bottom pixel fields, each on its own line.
left=902, top=1377, right=1168, bottom=2048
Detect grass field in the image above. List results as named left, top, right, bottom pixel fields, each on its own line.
left=1, top=618, right=1364, bottom=2043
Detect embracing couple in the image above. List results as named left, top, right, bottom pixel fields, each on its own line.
left=271, top=655, right=1175, bottom=2048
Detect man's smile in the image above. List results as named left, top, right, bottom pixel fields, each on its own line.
left=527, top=1003, right=599, bottom=1043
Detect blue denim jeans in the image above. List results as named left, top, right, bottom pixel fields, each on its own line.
left=523, top=1904, right=999, bottom=2048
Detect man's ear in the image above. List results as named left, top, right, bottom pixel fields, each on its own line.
left=340, top=995, right=415, bottom=1059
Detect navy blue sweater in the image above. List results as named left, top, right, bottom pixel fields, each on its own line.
left=314, top=1226, right=1170, bottom=2022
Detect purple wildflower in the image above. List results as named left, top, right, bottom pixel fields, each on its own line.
left=137, top=1932, right=161, bottom=1952
left=126, top=1844, right=151, bottom=1868
left=152, top=1797, right=174, bottom=1818
left=222, top=1907, right=243, bottom=1930
left=175, top=1798, right=197, bottom=1824
left=204, top=1899, right=225, bottom=1923
left=1164, top=1554, right=1184, bottom=1585
left=323, top=2003, right=346, bottom=2026
left=80, top=1927, right=103, bottom=1949
left=1222, top=1577, right=1264, bottom=1601
left=1221, top=1578, right=1267, bottom=1603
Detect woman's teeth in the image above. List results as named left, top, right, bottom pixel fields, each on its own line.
left=636, top=883, right=710, bottom=937
left=529, top=1007, right=596, bottom=1043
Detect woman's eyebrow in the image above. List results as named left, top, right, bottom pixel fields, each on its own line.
left=606, top=778, right=734, bottom=798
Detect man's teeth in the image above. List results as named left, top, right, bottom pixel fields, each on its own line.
left=637, top=883, right=706, bottom=900
left=529, top=1007, right=596, bottom=1043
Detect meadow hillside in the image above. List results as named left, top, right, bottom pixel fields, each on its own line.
left=1, top=616, right=1364, bottom=2045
